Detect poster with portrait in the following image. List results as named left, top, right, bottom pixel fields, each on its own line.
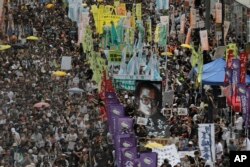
left=135, top=81, right=167, bottom=137
left=135, top=81, right=162, bottom=117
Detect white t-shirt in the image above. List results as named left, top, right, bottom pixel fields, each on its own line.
left=242, top=138, right=250, bottom=151
left=216, top=142, right=223, bottom=160
left=235, top=116, right=244, bottom=130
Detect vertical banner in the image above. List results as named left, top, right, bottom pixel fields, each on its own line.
left=215, top=2, right=222, bottom=24
left=198, top=124, right=215, bottom=162
left=185, top=28, right=192, bottom=44
left=190, top=8, right=196, bottom=29
left=114, top=134, right=132, bottom=167
left=225, top=50, right=234, bottom=85
left=146, top=17, right=152, bottom=43
left=224, top=21, right=230, bottom=40
left=232, top=59, right=240, bottom=84
left=240, top=52, right=248, bottom=84
left=238, top=84, right=248, bottom=124
left=136, top=3, right=142, bottom=21
left=180, top=14, right=186, bottom=34
left=199, top=30, right=209, bottom=51
left=139, top=152, right=158, bottom=167
left=224, top=68, right=233, bottom=85
left=247, top=87, right=250, bottom=128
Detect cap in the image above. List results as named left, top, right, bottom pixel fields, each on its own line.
left=188, top=141, right=193, bottom=145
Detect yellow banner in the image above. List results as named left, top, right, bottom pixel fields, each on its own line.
left=146, top=19, right=152, bottom=42
left=117, top=3, right=126, bottom=16
left=136, top=3, right=142, bottom=20
left=92, top=5, right=125, bottom=34
left=154, top=25, right=160, bottom=43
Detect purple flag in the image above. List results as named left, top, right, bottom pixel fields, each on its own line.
left=105, top=92, right=117, bottom=99
left=121, top=147, right=138, bottom=167
left=232, top=59, right=240, bottom=84
left=106, top=104, right=125, bottom=134
left=114, top=134, right=133, bottom=167
left=120, top=136, right=137, bottom=148
left=115, top=117, right=134, bottom=134
left=247, top=87, right=250, bottom=127
left=139, top=152, right=158, bottom=167
left=238, top=84, right=247, bottom=124
left=225, top=68, right=232, bottom=84
left=105, top=98, right=120, bottom=104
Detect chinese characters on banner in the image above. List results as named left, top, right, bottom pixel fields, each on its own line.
left=153, top=144, right=181, bottom=167
left=198, top=124, right=215, bottom=162
left=239, top=52, right=248, bottom=84
left=136, top=3, right=142, bottom=20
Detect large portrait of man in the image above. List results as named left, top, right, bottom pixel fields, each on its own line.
left=135, top=81, right=162, bottom=117
left=135, top=81, right=168, bottom=137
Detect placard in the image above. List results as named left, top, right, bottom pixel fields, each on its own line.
left=177, top=108, right=188, bottom=115
left=61, top=56, right=72, bottom=70
left=136, top=117, right=148, bottom=125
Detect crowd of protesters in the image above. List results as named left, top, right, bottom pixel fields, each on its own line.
left=0, top=0, right=249, bottom=167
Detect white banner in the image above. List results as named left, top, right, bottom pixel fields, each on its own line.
left=61, top=56, right=72, bottom=70
left=198, top=124, right=215, bottom=162
left=153, top=144, right=181, bottom=167
left=200, top=30, right=209, bottom=51
left=224, top=21, right=230, bottom=40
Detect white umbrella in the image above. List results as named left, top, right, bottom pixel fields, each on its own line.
left=68, top=87, right=84, bottom=94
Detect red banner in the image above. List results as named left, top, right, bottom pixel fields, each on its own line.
left=240, top=52, right=248, bottom=84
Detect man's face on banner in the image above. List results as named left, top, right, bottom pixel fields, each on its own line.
left=139, top=87, right=158, bottom=117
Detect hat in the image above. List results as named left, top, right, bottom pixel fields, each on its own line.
left=188, top=141, right=193, bottom=145
left=189, top=104, right=196, bottom=108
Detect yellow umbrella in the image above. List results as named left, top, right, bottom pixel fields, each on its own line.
left=0, top=45, right=11, bottom=51
left=46, top=3, right=54, bottom=9
left=161, top=52, right=173, bottom=57
left=144, top=142, right=164, bottom=149
left=52, top=71, right=67, bottom=77
left=26, top=36, right=39, bottom=41
left=181, top=44, right=192, bottom=49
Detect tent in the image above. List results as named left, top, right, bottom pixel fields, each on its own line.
left=194, top=58, right=250, bottom=85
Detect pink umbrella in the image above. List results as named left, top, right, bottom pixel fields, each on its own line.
left=34, top=102, right=50, bottom=109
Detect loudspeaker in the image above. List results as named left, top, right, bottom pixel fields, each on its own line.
left=217, top=96, right=226, bottom=108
